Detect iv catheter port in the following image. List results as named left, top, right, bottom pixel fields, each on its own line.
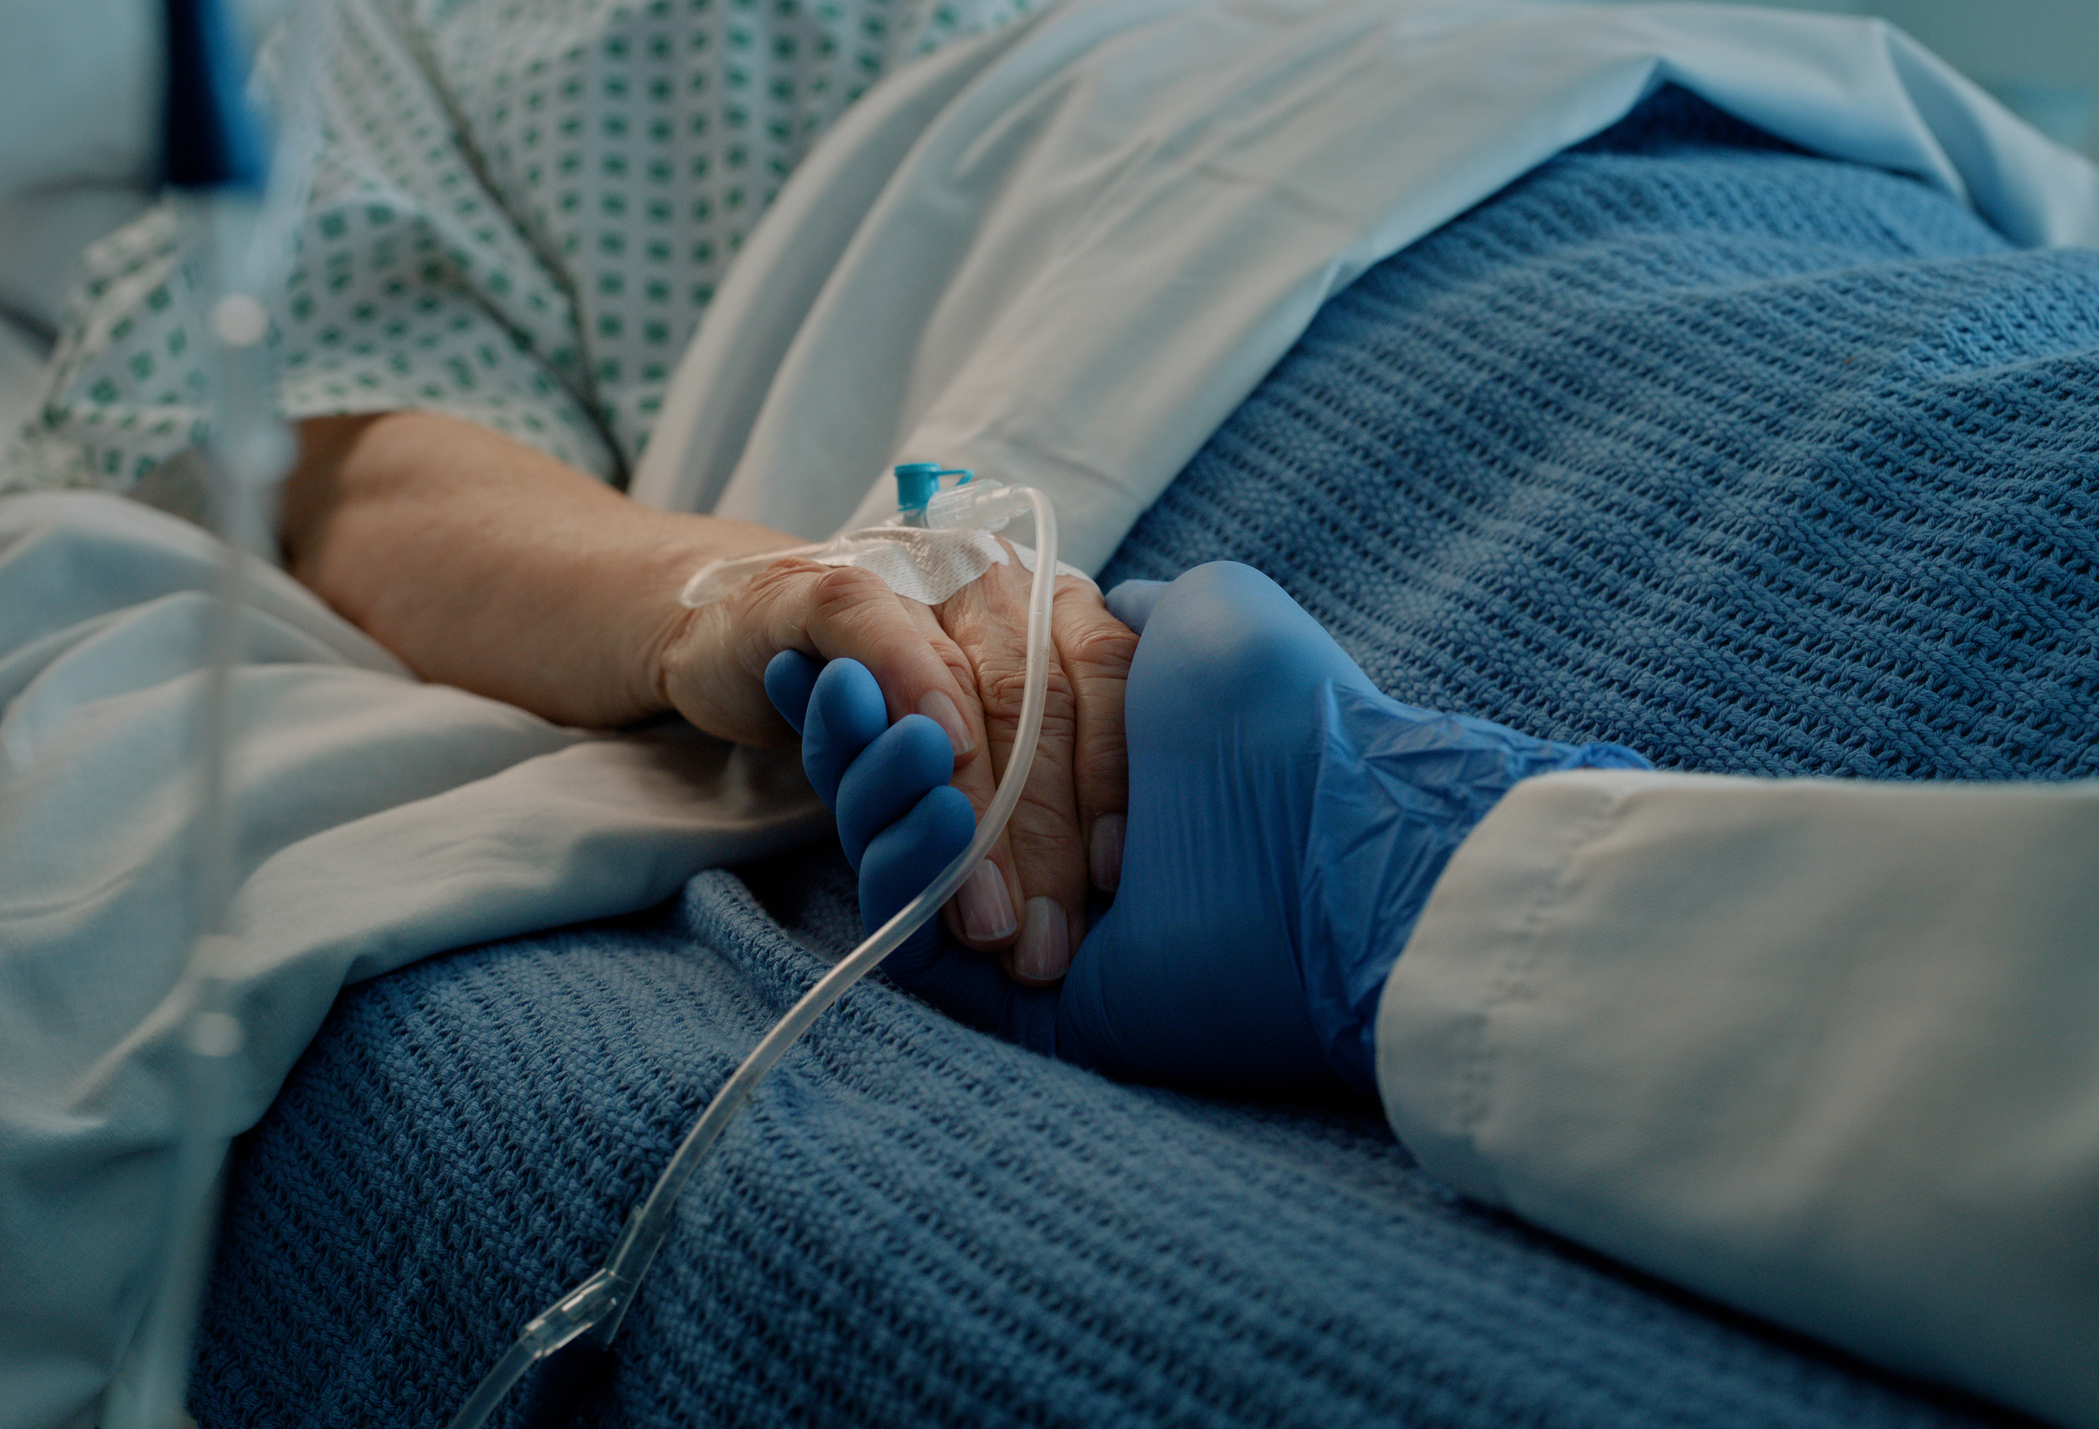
left=447, top=487, right=1062, bottom=1429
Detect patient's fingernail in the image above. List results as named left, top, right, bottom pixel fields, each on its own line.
left=957, top=860, right=1016, bottom=943
left=1089, top=812, right=1126, bottom=892
left=1016, top=897, right=1070, bottom=982
left=920, top=690, right=975, bottom=757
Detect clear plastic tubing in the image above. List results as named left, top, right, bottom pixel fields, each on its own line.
left=112, top=3, right=295, bottom=1427
left=447, top=483, right=1060, bottom=1429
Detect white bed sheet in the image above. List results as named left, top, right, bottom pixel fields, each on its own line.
left=633, top=0, right=2099, bottom=571
left=0, top=491, right=824, bottom=1429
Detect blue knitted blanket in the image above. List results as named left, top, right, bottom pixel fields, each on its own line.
left=192, top=91, right=2096, bottom=1427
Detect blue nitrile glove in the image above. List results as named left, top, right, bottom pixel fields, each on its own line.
left=765, top=649, right=1063, bottom=1051
left=767, top=562, right=1650, bottom=1097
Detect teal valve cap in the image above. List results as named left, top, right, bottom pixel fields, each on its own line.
left=894, top=463, right=973, bottom=513
left=894, top=463, right=941, bottom=513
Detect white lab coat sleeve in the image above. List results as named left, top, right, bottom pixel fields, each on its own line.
left=1374, top=769, right=2099, bottom=1429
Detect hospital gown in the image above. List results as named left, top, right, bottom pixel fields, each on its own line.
left=8, top=0, right=1035, bottom=508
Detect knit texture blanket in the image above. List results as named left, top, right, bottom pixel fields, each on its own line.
left=191, top=91, right=2098, bottom=1427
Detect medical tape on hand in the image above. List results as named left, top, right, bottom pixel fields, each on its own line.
left=679, top=525, right=1091, bottom=610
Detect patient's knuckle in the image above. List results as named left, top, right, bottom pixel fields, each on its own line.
left=810, top=563, right=891, bottom=615
left=738, top=557, right=822, bottom=621
left=930, top=634, right=973, bottom=682
left=1020, top=702, right=1083, bottom=785
left=733, top=559, right=788, bottom=603
left=1072, top=737, right=1126, bottom=792
left=980, top=656, right=1074, bottom=724
left=1062, top=618, right=1138, bottom=677
left=1005, top=784, right=1084, bottom=867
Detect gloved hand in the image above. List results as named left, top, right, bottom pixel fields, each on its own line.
left=768, top=562, right=1650, bottom=1096
left=763, top=649, right=1063, bottom=1052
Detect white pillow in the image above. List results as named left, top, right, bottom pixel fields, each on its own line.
left=0, top=0, right=286, bottom=338
left=0, top=0, right=158, bottom=198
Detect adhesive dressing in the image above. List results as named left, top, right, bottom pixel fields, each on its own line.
left=681, top=464, right=1089, bottom=610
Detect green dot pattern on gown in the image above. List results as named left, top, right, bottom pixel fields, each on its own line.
left=18, top=0, right=1035, bottom=508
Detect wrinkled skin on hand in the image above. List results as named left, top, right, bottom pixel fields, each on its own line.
left=659, top=542, right=1136, bottom=985
left=283, top=413, right=1135, bottom=985
left=771, top=562, right=1650, bottom=1098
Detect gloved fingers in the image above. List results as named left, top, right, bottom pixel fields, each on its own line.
left=800, top=656, right=890, bottom=809
left=1103, top=578, right=1169, bottom=635
left=859, top=784, right=987, bottom=1014
left=1051, top=573, right=1137, bottom=894
left=1050, top=561, right=1368, bottom=1094
left=764, top=648, right=823, bottom=734
left=1127, top=564, right=1375, bottom=756
left=884, top=595, right=1023, bottom=959
left=768, top=654, right=960, bottom=878
left=835, top=714, right=957, bottom=868
left=860, top=783, right=978, bottom=937
left=797, top=675, right=1058, bottom=1056
left=930, top=553, right=1092, bottom=985
left=863, top=786, right=1061, bottom=1057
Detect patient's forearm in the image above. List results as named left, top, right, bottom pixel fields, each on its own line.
left=283, top=409, right=1138, bottom=979
left=283, top=412, right=791, bottom=729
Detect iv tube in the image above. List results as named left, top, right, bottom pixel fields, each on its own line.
left=446, top=485, right=1063, bottom=1429
left=109, top=2, right=303, bottom=1426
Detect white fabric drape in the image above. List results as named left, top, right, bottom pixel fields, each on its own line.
left=0, top=492, right=824, bottom=1429
left=631, top=0, right=2099, bottom=571
left=1381, top=770, right=2099, bottom=1429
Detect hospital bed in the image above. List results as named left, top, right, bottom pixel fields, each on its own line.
left=4, top=0, right=2097, bottom=1419
left=168, top=88, right=2094, bottom=1426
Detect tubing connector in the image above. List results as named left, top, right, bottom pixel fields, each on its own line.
left=894, top=462, right=1029, bottom=532
left=925, top=481, right=1033, bottom=531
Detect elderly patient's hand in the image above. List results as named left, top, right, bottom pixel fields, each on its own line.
left=769, top=563, right=1651, bottom=1098
left=657, top=547, right=1136, bottom=986
left=283, top=412, right=1133, bottom=986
